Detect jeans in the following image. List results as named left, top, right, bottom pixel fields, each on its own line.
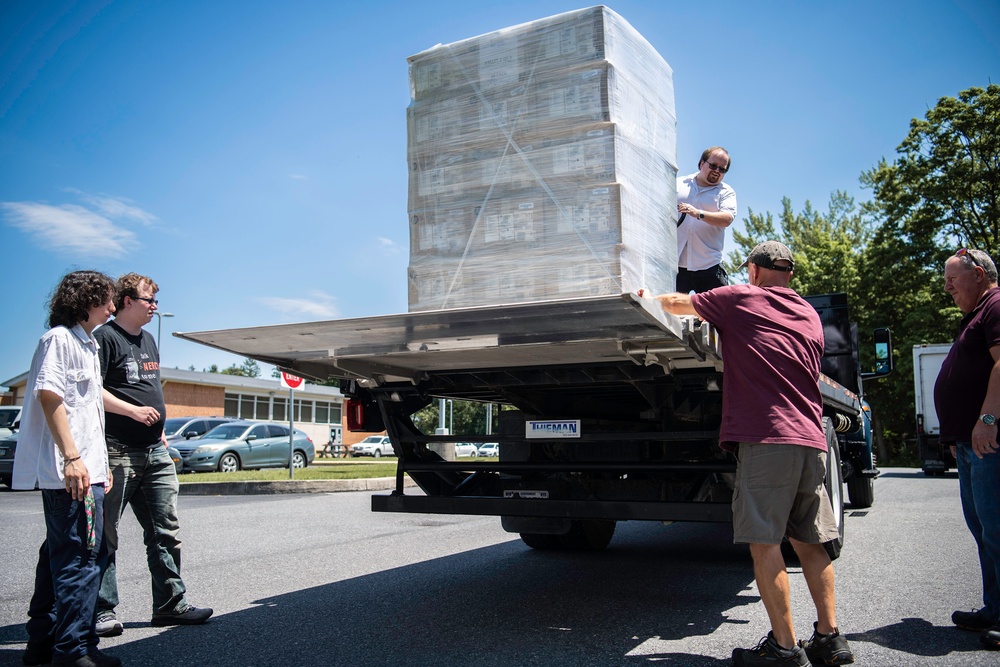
left=956, top=441, right=1000, bottom=622
left=27, top=485, right=107, bottom=662
left=99, top=445, right=188, bottom=616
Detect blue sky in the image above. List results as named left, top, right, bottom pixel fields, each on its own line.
left=2, top=0, right=998, bottom=386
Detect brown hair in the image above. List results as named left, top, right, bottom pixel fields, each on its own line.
left=48, top=271, right=116, bottom=329
left=699, top=146, right=731, bottom=171
left=114, top=272, right=160, bottom=310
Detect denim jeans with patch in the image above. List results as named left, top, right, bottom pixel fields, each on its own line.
left=98, top=445, right=188, bottom=616
left=956, top=442, right=1000, bottom=622
left=27, top=485, right=107, bottom=662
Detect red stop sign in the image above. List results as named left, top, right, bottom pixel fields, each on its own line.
left=281, top=372, right=305, bottom=390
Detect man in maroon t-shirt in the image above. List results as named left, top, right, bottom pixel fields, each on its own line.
left=933, top=248, right=1000, bottom=651
left=650, top=241, right=852, bottom=667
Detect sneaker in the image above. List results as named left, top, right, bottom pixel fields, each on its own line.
left=732, top=632, right=809, bottom=666
left=952, top=608, right=995, bottom=632
left=983, top=624, right=1000, bottom=650
left=800, top=622, right=854, bottom=665
left=52, top=650, right=122, bottom=667
left=150, top=604, right=213, bottom=626
left=95, top=611, right=124, bottom=637
left=22, top=640, right=52, bottom=666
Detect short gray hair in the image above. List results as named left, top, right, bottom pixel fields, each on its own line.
left=955, top=248, right=999, bottom=284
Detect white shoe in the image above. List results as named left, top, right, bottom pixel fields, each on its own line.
left=95, top=613, right=124, bottom=637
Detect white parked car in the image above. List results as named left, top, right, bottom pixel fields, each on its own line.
left=453, top=442, right=478, bottom=457
left=350, top=435, right=395, bottom=458
left=478, top=443, right=499, bottom=457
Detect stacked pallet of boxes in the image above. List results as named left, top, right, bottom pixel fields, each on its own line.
left=406, top=6, right=677, bottom=311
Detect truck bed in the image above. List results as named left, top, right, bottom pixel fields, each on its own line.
left=174, top=294, right=722, bottom=386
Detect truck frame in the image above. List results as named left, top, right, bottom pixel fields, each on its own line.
left=178, top=291, right=891, bottom=553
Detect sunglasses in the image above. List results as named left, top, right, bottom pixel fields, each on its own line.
left=955, top=248, right=982, bottom=268
left=704, top=161, right=728, bottom=174
left=131, top=296, right=159, bottom=305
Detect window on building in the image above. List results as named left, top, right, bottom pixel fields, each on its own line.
left=223, top=393, right=341, bottom=424
left=273, top=397, right=287, bottom=422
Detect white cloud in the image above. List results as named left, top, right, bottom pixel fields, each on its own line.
left=75, top=192, right=158, bottom=226
left=2, top=201, right=139, bottom=258
left=2, top=190, right=158, bottom=258
left=288, top=174, right=307, bottom=180
left=377, top=236, right=401, bottom=255
left=258, top=291, right=339, bottom=319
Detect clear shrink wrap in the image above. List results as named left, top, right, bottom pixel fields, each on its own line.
left=406, top=6, right=677, bottom=311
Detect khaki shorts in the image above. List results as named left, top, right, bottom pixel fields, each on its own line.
left=732, top=442, right=840, bottom=545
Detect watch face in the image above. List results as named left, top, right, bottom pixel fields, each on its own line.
left=982, top=414, right=997, bottom=426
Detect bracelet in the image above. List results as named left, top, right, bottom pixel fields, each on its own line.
left=63, top=456, right=81, bottom=467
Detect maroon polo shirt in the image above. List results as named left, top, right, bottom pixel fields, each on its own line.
left=934, top=286, right=1000, bottom=443
left=691, top=284, right=826, bottom=452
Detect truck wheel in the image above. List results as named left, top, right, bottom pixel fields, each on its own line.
left=519, top=533, right=563, bottom=550
left=560, top=520, right=616, bottom=551
left=823, top=418, right=845, bottom=561
left=847, top=476, right=874, bottom=508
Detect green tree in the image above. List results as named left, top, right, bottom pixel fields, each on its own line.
left=857, top=84, right=999, bottom=461
left=412, top=400, right=507, bottom=436
left=862, top=84, right=999, bottom=258
left=726, top=191, right=869, bottom=299
left=219, top=358, right=261, bottom=378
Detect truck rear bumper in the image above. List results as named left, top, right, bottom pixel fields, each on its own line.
left=371, top=493, right=733, bottom=523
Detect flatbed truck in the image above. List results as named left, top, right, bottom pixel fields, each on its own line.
left=178, top=291, right=891, bottom=554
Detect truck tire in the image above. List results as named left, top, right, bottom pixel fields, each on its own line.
left=847, top=476, right=874, bottom=508
left=520, top=520, right=616, bottom=551
left=560, top=520, right=616, bottom=551
left=519, top=533, right=563, bottom=550
left=823, top=417, right=845, bottom=561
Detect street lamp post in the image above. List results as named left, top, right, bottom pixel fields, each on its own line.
left=154, top=312, right=175, bottom=350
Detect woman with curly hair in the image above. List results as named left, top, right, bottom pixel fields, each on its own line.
left=13, top=270, right=124, bottom=667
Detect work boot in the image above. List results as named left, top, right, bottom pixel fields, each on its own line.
left=952, top=608, right=995, bottom=631
left=22, top=640, right=52, bottom=666
left=799, top=622, right=854, bottom=665
left=52, top=650, right=122, bottom=667
left=983, top=624, right=1000, bottom=650
left=732, top=632, right=809, bottom=666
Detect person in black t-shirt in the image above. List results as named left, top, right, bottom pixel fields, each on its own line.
left=94, top=273, right=212, bottom=636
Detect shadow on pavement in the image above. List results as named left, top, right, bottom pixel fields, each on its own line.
left=0, top=522, right=752, bottom=666
left=847, top=617, right=983, bottom=659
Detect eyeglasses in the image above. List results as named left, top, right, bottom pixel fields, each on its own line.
left=955, top=248, right=982, bottom=268
left=131, top=296, right=158, bottom=305
left=705, top=161, right=728, bottom=174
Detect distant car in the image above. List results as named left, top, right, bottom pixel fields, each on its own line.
left=454, top=442, right=478, bottom=457
left=478, top=442, right=499, bottom=457
left=0, top=406, right=21, bottom=438
left=166, top=444, right=183, bottom=474
left=0, top=433, right=15, bottom=487
left=164, top=416, right=236, bottom=444
left=173, top=421, right=314, bottom=473
left=350, top=435, right=394, bottom=458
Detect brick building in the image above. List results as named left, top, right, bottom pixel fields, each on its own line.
left=1, top=367, right=368, bottom=449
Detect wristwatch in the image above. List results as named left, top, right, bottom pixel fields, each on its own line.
left=981, top=413, right=997, bottom=426
left=698, top=211, right=705, bottom=219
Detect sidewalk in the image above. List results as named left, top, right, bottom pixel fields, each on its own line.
left=178, top=476, right=416, bottom=496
